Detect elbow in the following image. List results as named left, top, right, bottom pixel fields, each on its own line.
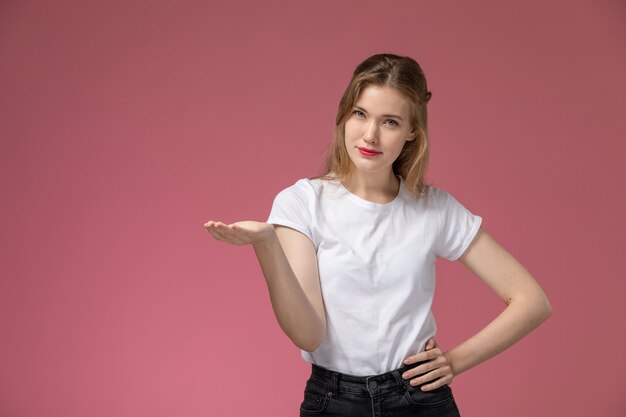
left=298, top=340, right=322, bottom=353
left=295, top=325, right=326, bottom=353
left=536, top=285, right=553, bottom=322
left=511, top=287, right=553, bottom=325
left=541, top=295, right=553, bottom=321
left=529, top=289, right=553, bottom=325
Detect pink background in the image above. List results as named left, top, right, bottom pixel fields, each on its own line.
left=1, top=1, right=625, bottom=416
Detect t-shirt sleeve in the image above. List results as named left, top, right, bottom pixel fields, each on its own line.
left=434, top=188, right=483, bottom=261
left=266, top=179, right=314, bottom=243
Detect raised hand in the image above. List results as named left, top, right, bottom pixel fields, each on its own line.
left=203, top=220, right=275, bottom=246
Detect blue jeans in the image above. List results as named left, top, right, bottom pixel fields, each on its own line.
left=299, top=361, right=461, bottom=417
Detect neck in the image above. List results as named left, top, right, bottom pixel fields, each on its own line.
left=342, top=169, right=400, bottom=204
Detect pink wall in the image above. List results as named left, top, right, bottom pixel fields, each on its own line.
left=1, top=0, right=625, bottom=416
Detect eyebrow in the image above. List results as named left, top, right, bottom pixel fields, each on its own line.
left=354, top=106, right=404, bottom=121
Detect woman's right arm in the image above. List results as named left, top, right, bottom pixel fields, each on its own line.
left=204, top=221, right=326, bottom=352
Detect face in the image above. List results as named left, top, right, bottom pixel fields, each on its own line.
left=344, top=84, right=416, bottom=177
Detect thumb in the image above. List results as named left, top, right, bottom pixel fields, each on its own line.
left=425, top=337, right=437, bottom=350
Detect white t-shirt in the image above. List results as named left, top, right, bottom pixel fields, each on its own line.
left=266, top=174, right=482, bottom=376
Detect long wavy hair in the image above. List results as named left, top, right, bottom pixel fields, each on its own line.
left=313, top=53, right=433, bottom=199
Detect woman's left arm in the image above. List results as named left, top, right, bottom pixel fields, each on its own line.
left=403, top=226, right=553, bottom=389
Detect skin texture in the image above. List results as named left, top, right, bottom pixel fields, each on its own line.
left=204, top=84, right=552, bottom=391
left=341, top=85, right=416, bottom=202
left=400, top=226, right=552, bottom=390
left=204, top=220, right=326, bottom=352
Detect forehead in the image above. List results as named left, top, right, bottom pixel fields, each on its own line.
left=355, top=84, right=411, bottom=116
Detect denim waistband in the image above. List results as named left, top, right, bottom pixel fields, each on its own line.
left=308, top=360, right=430, bottom=397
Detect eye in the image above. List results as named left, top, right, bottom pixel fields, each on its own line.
left=353, top=110, right=365, bottom=118
left=385, top=119, right=399, bottom=127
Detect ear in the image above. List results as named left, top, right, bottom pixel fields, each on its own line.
left=406, top=130, right=416, bottom=141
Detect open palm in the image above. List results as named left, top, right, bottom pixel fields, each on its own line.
left=203, top=220, right=274, bottom=246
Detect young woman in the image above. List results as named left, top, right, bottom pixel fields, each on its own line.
left=204, top=53, right=552, bottom=417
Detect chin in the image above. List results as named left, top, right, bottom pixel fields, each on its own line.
left=350, top=162, right=391, bottom=175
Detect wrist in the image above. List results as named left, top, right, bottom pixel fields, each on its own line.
left=252, top=226, right=277, bottom=249
left=443, top=349, right=460, bottom=377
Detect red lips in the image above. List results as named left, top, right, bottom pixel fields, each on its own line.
left=357, top=147, right=381, bottom=156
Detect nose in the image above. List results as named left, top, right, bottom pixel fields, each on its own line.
left=363, top=120, right=379, bottom=144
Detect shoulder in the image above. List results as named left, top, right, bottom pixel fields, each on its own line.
left=409, top=184, right=447, bottom=207
left=424, top=185, right=447, bottom=199
left=270, top=178, right=327, bottom=212
left=411, top=185, right=468, bottom=217
left=422, top=185, right=458, bottom=206
left=273, top=177, right=319, bottom=199
left=425, top=185, right=481, bottom=223
left=273, top=176, right=338, bottom=200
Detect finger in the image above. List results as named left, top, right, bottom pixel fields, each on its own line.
left=211, top=224, right=242, bottom=242
left=420, top=374, right=453, bottom=392
left=214, top=221, right=230, bottom=230
left=213, top=223, right=238, bottom=237
left=213, top=224, right=253, bottom=246
left=210, top=228, right=234, bottom=243
left=205, top=224, right=223, bottom=240
left=401, top=360, right=437, bottom=381
left=408, top=365, right=450, bottom=387
left=425, top=338, right=437, bottom=350
left=402, top=354, right=449, bottom=381
left=204, top=221, right=218, bottom=233
left=204, top=221, right=222, bottom=233
left=409, top=368, right=442, bottom=386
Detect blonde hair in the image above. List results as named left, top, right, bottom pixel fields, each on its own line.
left=313, top=53, right=433, bottom=199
